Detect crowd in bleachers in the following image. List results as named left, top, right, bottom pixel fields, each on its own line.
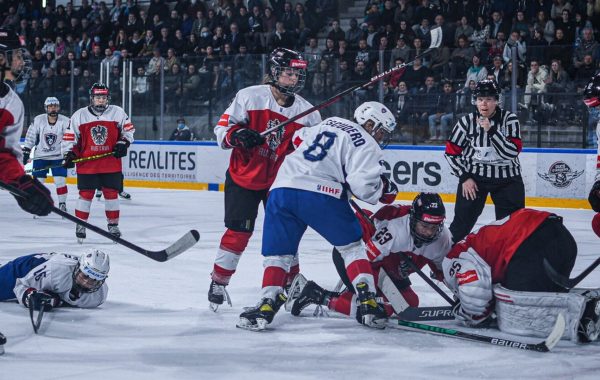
left=1, top=0, right=600, bottom=144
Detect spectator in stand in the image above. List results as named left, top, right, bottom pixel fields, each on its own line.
left=403, top=57, right=430, bottom=90
left=169, top=118, right=193, bottom=141
left=555, top=9, right=576, bottom=43
left=261, top=7, right=278, bottom=49
left=550, top=0, right=573, bottom=20
left=573, top=28, right=599, bottom=69
left=397, top=19, right=416, bottom=46
left=351, top=59, right=373, bottom=105
left=293, top=3, right=316, bottom=49
left=147, top=0, right=169, bottom=21
left=409, top=37, right=429, bottom=67
left=336, top=40, right=354, bottom=67
left=454, top=16, right=474, bottom=45
left=450, top=35, right=475, bottom=80
left=430, top=44, right=450, bottom=80
left=415, top=76, right=440, bottom=141
left=502, top=31, right=526, bottom=66
left=355, top=39, right=373, bottom=71
left=394, top=81, right=414, bottom=137
left=390, top=37, right=410, bottom=68
left=428, top=80, right=456, bottom=141
left=380, top=1, right=396, bottom=27
left=125, top=13, right=143, bottom=37
left=488, top=55, right=506, bottom=88
left=270, top=21, right=294, bottom=50
left=487, top=31, right=506, bottom=62
left=311, top=59, right=334, bottom=103
left=164, top=63, right=182, bottom=112
left=575, top=54, right=597, bottom=90
left=345, top=18, right=363, bottom=50
left=146, top=47, right=165, bottom=75
left=374, top=36, right=392, bottom=71
left=414, top=18, right=431, bottom=45
left=502, top=60, right=525, bottom=90
left=487, top=11, right=511, bottom=46
left=320, top=38, right=337, bottom=66
left=327, top=19, right=345, bottom=45
left=512, top=11, right=530, bottom=41
left=457, top=79, right=477, bottom=116
left=132, top=66, right=149, bottom=101
left=101, top=48, right=119, bottom=69
left=548, top=28, right=573, bottom=70
left=519, top=60, right=549, bottom=113
left=534, top=10, right=556, bottom=44
left=394, top=0, right=414, bottom=24
left=165, top=48, right=180, bottom=72
left=469, top=15, right=489, bottom=53
left=180, top=63, right=201, bottom=98
left=464, top=54, right=488, bottom=89
left=544, top=59, right=572, bottom=107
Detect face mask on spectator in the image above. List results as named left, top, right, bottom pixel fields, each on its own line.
left=201, top=32, right=210, bottom=37
left=178, top=123, right=185, bottom=130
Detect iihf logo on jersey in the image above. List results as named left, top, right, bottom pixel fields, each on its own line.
left=537, top=161, right=584, bottom=188
left=44, top=133, right=57, bottom=147
left=265, top=119, right=284, bottom=150
left=90, top=125, right=108, bottom=145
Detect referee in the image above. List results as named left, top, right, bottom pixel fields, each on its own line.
left=445, top=79, right=525, bottom=243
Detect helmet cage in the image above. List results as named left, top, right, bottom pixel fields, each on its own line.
left=409, top=213, right=444, bottom=247
left=1, top=47, right=32, bottom=82
left=89, top=84, right=110, bottom=113
left=270, top=64, right=307, bottom=96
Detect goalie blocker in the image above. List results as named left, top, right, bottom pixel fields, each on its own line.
left=443, top=208, right=600, bottom=343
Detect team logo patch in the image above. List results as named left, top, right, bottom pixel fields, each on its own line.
left=537, top=161, right=584, bottom=188
left=266, top=119, right=284, bottom=150
left=44, top=133, right=57, bottom=146
left=90, top=125, right=108, bottom=145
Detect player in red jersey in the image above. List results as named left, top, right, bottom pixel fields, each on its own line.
left=208, top=48, right=322, bottom=311
left=62, top=83, right=135, bottom=243
left=443, top=208, right=600, bottom=343
left=0, top=27, right=52, bottom=217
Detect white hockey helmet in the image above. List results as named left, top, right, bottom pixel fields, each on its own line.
left=354, top=101, right=396, bottom=148
left=44, top=96, right=60, bottom=115
left=73, top=249, right=110, bottom=293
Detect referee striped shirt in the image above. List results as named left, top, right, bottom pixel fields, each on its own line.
left=445, top=108, right=522, bottom=180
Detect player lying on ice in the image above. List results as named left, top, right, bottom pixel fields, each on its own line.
left=0, top=249, right=110, bottom=310
left=237, top=101, right=399, bottom=331
left=441, top=208, right=600, bottom=343
left=290, top=193, right=452, bottom=321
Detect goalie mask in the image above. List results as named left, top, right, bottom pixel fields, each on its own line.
left=89, top=83, right=110, bottom=113
left=72, top=249, right=110, bottom=293
left=268, top=48, right=307, bottom=97
left=0, top=27, right=32, bottom=83
left=583, top=73, right=600, bottom=108
left=410, top=193, right=445, bottom=248
left=44, top=96, right=60, bottom=117
left=354, top=101, right=397, bottom=148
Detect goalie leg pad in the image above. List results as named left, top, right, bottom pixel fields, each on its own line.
left=494, top=284, right=585, bottom=342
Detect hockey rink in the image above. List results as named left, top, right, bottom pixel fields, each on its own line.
left=1, top=187, right=599, bottom=380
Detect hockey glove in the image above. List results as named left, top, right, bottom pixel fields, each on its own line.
left=23, top=288, right=61, bottom=311
left=22, top=147, right=31, bottom=165
left=379, top=175, right=398, bottom=204
left=113, top=140, right=129, bottom=158
left=229, top=128, right=265, bottom=149
left=589, top=181, right=600, bottom=212
left=62, top=151, right=77, bottom=169
left=452, top=302, right=494, bottom=328
left=11, top=175, right=54, bottom=216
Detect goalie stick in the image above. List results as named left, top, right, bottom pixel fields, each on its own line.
left=260, top=27, right=443, bottom=137
left=543, top=257, right=600, bottom=290
left=392, top=313, right=566, bottom=353
left=0, top=181, right=200, bottom=262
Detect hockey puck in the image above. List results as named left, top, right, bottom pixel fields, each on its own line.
left=592, top=213, right=600, bottom=238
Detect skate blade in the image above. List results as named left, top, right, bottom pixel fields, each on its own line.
left=236, top=318, right=268, bottom=331
left=209, top=302, right=220, bottom=312
left=362, top=315, right=387, bottom=329
left=77, top=238, right=85, bottom=244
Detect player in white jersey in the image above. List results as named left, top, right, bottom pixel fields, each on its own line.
left=583, top=73, right=600, bottom=214
left=237, top=101, right=399, bottom=331
left=291, top=193, right=452, bottom=320
left=0, top=249, right=109, bottom=310
left=23, top=97, right=71, bottom=212
left=208, top=48, right=321, bottom=311
left=62, top=83, right=135, bottom=242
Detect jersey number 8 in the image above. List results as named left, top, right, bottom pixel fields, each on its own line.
left=303, top=132, right=337, bottom=162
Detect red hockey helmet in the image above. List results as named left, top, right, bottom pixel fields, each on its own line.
left=410, top=193, right=446, bottom=247
left=584, top=74, right=600, bottom=108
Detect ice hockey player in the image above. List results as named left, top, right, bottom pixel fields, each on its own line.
left=442, top=208, right=600, bottom=343
left=0, top=249, right=109, bottom=309
left=62, top=83, right=135, bottom=242
left=209, top=48, right=322, bottom=311
left=291, top=193, right=452, bottom=321
left=0, top=27, right=52, bottom=217
left=22, top=97, right=70, bottom=213
left=583, top=74, right=600, bottom=218
left=237, top=101, right=399, bottom=331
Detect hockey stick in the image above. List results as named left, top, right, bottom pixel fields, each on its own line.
left=0, top=331, right=6, bottom=355
left=349, top=199, right=456, bottom=306
left=28, top=300, right=48, bottom=334
left=260, top=27, right=443, bottom=137
left=395, top=306, right=454, bottom=321
left=543, top=257, right=600, bottom=290
left=392, top=313, right=565, bottom=353
left=25, top=152, right=114, bottom=174
left=0, top=181, right=200, bottom=262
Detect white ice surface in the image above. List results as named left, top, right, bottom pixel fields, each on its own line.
left=1, top=187, right=600, bottom=380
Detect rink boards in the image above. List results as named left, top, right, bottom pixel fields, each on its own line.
left=51, top=141, right=596, bottom=209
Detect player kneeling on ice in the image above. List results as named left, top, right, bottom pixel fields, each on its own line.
left=443, top=208, right=600, bottom=343
left=237, top=101, right=399, bottom=331
left=291, top=193, right=452, bottom=321
left=0, top=249, right=109, bottom=310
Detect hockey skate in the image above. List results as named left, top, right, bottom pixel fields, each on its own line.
left=108, top=224, right=121, bottom=239
left=576, top=290, right=600, bottom=343
left=291, top=281, right=333, bottom=317
left=237, top=293, right=287, bottom=331
left=59, top=202, right=67, bottom=219
left=356, top=282, right=388, bottom=329
left=76, top=225, right=86, bottom=244
left=208, top=280, right=232, bottom=312
left=284, top=273, right=308, bottom=312
left=119, top=191, right=131, bottom=200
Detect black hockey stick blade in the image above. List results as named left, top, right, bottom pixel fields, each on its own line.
left=543, top=257, right=600, bottom=290
left=29, top=301, right=47, bottom=334
left=0, top=331, right=6, bottom=345
left=393, top=313, right=565, bottom=352
left=0, top=181, right=200, bottom=262
left=395, top=306, right=454, bottom=321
